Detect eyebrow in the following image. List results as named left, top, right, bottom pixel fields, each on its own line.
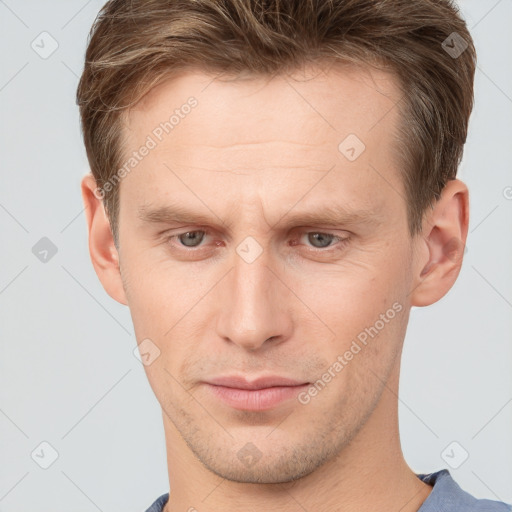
left=137, top=202, right=380, bottom=230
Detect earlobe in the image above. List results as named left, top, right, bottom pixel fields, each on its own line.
left=409, top=179, right=469, bottom=307
left=81, top=174, right=128, bottom=306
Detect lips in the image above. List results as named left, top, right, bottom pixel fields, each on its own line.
left=205, top=375, right=309, bottom=390
left=203, top=375, right=310, bottom=411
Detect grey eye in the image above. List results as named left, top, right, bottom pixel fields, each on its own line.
left=178, top=231, right=205, bottom=247
left=307, top=232, right=335, bottom=248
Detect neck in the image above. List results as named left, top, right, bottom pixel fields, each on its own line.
left=161, top=362, right=432, bottom=512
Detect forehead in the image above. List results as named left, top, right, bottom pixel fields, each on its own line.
left=124, top=62, right=402, bottom=148
left=119, top=62, right=405, bottom=225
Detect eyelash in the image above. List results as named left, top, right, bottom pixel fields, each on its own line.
left=163, top=229, right=350, bottom=254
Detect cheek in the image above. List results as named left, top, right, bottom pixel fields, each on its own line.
left=294, top=257, right=407, bottom=331
left=122, top=261, right=223, bottom=370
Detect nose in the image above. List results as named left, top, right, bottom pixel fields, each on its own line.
left=215, top=245, right=293, bottom=352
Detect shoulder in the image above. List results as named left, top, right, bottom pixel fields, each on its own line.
left=417, top=469, right=512, bottom=512
left=144, top=492, right=169, bottom=512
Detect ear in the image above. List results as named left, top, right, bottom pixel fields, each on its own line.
left=409, top=179, right=469, bottom=307
left=81, top=174, right=128, bottom=306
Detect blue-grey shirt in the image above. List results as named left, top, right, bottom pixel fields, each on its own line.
left=144, top=468, right=512, bottom=511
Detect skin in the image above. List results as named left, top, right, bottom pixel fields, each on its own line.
left=82, top=62, right=468, bottom=512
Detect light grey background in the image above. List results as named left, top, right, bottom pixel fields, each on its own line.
left=0, top=1, right=511, bottom=511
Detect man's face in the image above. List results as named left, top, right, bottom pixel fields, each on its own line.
left=116, top=64, right=419, bottom=482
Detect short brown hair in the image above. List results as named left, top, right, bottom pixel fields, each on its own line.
left=77, top=0, right=476, bottom=244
